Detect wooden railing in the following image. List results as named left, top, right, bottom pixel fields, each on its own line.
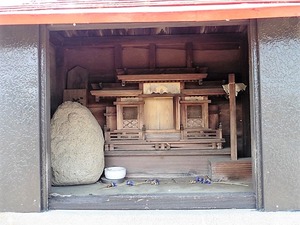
left=182, top=128, right=223, bottom=139
left=105, top=130, right=144, bottom=142
left=104, top=128, right=224, bottom=151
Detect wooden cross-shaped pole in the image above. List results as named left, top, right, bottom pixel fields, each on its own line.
left=229, top=74, right=238, bottom=160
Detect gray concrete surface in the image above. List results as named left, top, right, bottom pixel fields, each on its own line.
left=1, top=210, right=299, bottom=225
left=51, top=178, right=253, bottom=196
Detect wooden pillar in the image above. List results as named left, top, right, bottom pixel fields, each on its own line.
left=229, top=74, right=238, bottom=160
left=174, top=96, right=181, bottom=130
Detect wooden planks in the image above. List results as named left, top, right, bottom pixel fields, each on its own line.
left=117, top=73, right=207, bottom=83
left=67, top=66, right=88, bottom=89
left=144, top=97, right=174, bottom=130
left=90, top=89, right=142, bottom=101
left=182, top=88, right=226, bottom=96
left=105, top=151, right=230, bottom=177
left=209, top=157, right=252, bottom=181
left=49, top=192, right=255, bottom=210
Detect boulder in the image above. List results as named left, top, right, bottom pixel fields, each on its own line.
left=51, top=101, right=104, bottom=185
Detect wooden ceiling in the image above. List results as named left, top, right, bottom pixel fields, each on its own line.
left=56, top=25, right=247, bottom=38
left=50, top=24, right=248, bottom=48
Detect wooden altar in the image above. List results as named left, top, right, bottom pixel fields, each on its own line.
left=90, top=72, right=240, bottom=177
left=91, top=73, right=225, bottom=148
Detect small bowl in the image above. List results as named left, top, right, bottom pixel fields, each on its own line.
left=104, top=167, right=126, bottom=180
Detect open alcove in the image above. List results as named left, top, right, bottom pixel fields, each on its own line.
left=48, top=21, right=255, bottom=209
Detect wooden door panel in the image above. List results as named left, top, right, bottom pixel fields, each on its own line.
left=144, top=97, right=174, bottom=130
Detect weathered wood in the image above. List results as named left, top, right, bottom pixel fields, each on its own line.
left=104, top=106, right=117, bottom=131
left=106, top=139, right=226, bottom=150
left=209, top=157, right=252, bottom=181
left=121, top=67, right=197, bottom=75
left=229, top=74, right=238, bottom=160
left=209, top=105, right=219, bottom=129
left=180, top=100, right=211, bottom=104
left=105, top=151, right=230, bottom=177
left=49, top=192, right=255, bottom=210
left=67, top=66, right=88, bottom=89
left=61, top=34, right=243, bottom=48
left=113, top=101, right=144, bottom=105
left=48, top=20, right=249, bottom=31
left=90, top=89, right=142, bottom=99
left=144, top=97, right=174, bottom=130
left=182, top=88, right=226, bottom=96
left=149, top=43, right=156, bottom=69
left=88, top=104, right=107, bottom=127
left=186, top=42, right=193, bottom=68
left=183, top=128, right=223, bottom=139
left=174, top=96, right=181, bottom=130
left=117, top=73, right=207, bottom=83
left=106, top=130, right=143, bottom=141
left=105, top=149, right=230, bottom=157
left=114, top=44, right=123, bottom=69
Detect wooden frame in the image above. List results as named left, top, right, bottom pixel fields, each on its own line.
left=180, top=97, right=211, bottom=129
left=114, top=100, right=144, bottom=130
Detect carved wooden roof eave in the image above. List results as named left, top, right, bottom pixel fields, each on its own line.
left=117, top=73, right=208, bottom=84
left=181, top=87, right=226, bottom=96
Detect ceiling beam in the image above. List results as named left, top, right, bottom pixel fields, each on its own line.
left=60, top=33, right=243, bottom=47
left=47, top=20, right=249, bottom=31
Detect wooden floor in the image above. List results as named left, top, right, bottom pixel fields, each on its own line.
left=49, top=176, right=255, bottom=210
left=49, top=151, right=255, bottom=210
left=49, top=192, right=256, bottom=210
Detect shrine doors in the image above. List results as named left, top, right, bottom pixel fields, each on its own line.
left=144, top=97, right=175, bottom=130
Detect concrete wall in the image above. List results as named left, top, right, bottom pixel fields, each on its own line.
left=257, top=17, right=300, bottom=211
left=0, top=25, right=42, bottom=212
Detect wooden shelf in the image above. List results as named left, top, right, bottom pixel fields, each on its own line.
left=180, top=100, right=211, bottom=104
left=113, top=101, right=144, bottom=105
left=182, top=88, right=226, bottom=96
left=90, top=89, right=142, bottom=97
left=105, top=148, right=230, bottom=157
left=117, top=73, right=207, bottom=83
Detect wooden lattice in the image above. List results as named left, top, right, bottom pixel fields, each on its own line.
left=123, top=119, right=138, bottom=128
left=187, top=118, right=203, bottom=128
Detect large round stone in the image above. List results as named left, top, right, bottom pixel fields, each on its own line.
left=51, top=101, right=104, bottom=185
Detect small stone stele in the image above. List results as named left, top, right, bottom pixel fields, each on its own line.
left=51, top=101, right=104, bottom=185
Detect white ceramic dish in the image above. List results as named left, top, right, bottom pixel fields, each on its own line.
left=104, top=167, right=126, bottom=180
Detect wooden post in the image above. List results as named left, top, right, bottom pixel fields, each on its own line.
left=229, top=74, right=238, bottom=160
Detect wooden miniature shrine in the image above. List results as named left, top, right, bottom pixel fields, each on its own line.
left=91, top=71, right=226, bottom=151
left=88, top=69, right=245, bottom=177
